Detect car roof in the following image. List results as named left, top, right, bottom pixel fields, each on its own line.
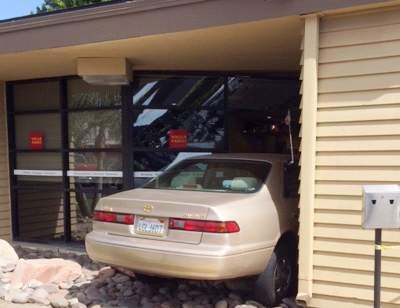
left=186, top=153, right=291, bottom=164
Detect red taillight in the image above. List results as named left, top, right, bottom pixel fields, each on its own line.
left=94, top=211, right=116, bottom=223
left=94, top=211, right=134, bottom=225
left=122, top=214, right=135, bottom=225
left=169, top=218, right=240, bottom=233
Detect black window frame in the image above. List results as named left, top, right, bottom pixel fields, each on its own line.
left=7, top=76, right=124, bottom=242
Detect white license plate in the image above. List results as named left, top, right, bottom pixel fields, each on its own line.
left=135, top=216, right=166, bottom=237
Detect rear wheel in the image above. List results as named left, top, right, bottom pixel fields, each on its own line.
left=254, top=241, right=296, bottom=306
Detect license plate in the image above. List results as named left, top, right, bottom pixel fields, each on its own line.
left=135, top=216, right=166, bottom=237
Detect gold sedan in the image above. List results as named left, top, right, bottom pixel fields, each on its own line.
left=86, top=154, right=298, bottom=306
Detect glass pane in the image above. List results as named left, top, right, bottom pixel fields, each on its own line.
left=228, top=77, right=299, bottom=113
left=69, top=110, right=121, bottom=149
left=15, top=114, right=61, bottom=150
left=14, top=81, right=60, bottom=111
left=132, top=109, right=224, bottom=150
left=67, top=79, right=121, bottom=108
left=69, top=152, right=122, bottom=171
left=144, top=159, right=271, bottom=193
left=69, top=152, right=122, bottom=190
left=70, top=190, right=118, bottom=242
left=16, top=176, right=63, bottom=186
left=133, top=152, right=207, bottom=187
left=68, top=79, right=121, bottom=109
left=17, top=188, right=64, bottom=242
left=70, top=177, right=122, bottom=189
left=227, top=77, right=300, bottom=154
left=133, top=75, right=224, bottom=109
left=16, top=153, right=62, bottom=170
left=228, top=109, right=292, bottom=153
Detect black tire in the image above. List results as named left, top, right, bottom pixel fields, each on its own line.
left=254, top=241, right=296, bottom=306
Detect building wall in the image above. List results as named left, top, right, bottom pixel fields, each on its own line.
left=0, top=82, right=11, bottom=240
left=303, top=6, right=400, bottom=308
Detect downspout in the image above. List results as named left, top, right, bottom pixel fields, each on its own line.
left=297, top=14, right=319, bottom=305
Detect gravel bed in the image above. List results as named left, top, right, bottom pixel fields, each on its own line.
left=0, top=245, right=281, bottom=308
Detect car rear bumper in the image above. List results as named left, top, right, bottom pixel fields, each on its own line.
left=86, top=231, right=273, bottom=280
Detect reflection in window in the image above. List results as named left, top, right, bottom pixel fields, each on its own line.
left=133, top=76, right=225, bottom=109
left=134, top=151, right=207, bottom=172
left=17, top=153, right=62, bottom=170
left=228, top=77, right=299, bottom=113
left=68, top=152, right=122, bottom=205
left=227, top=77, right=300, bottom=154
left=70, top=190, right=117, bottom=242
left=68, top=79, right=121, bottom=109
left=133, top=151, right=208, bottom=187
left=134, top=109, right=168, bottom=127
left=14, top=81, right=60, bottom=111
left=132, top=109, right=224, bottom=150
left=69, top=152, right=122, bottom=171
left=16, top=176, right=63, bottom=186
left=69, top=110, right=121, bottom=149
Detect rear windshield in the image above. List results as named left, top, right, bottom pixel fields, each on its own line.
left=143, top=159, right=271, bottom=193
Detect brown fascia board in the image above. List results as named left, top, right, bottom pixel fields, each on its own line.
left=0, top=0, right=388, bottom=55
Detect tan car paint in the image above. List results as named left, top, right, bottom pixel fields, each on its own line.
left=86, top=154, right=298, bottom=280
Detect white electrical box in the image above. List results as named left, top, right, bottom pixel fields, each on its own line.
left=362, top=185, right=400, bottom=229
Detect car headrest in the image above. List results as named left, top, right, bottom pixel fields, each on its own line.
left=171, top=174, right=196, bottom=188
left=230, top=177, right=258, bottom=192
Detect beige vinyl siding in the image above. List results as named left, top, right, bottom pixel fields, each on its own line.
left=308, top=6, right=400, bottom=307
left=0, top=82, right=11, bottom=240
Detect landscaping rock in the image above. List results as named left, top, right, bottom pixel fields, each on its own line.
left=98, top=267, right=115, bottom=279
left=10, top=289, right=31, bottom=304
left=0, top=286, right=7, bottom=299
left=85, top=286, right=101, bottom=301
left=26, top=279, right=43, bottom=289
left=111, top=273, right=130, bottom=284
left=2, top=263, right=16, bottom=273
left=122, top=288, right=134, bottom=297
left=29, top=288, right=50, bottom=305
left=41, top=283, right=59, bottom=294
left=49, top=293, right=69, bottom=308
left=245, top=300, right=267, bottom=308
left=11, top=258, right=82, bottom=285
left=0, top=240, right=19, bottom=267
left=59, top=281, right=73, bottom=289
left=71, top=303, right=87, bottom=308
left=177, top=291, right=190, bottom=301
left=215, top=299, right=229, bottom=308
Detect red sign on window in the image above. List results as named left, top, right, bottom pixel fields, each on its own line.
left=29, top=132, right=44, bottom=150
left=168, top=129, right=188, bottom=149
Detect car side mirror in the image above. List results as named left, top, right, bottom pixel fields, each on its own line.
left=283, top=161, right=300, bottom=198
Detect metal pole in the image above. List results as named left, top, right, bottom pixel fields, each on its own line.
left=374, top=228, right=382, bottom=308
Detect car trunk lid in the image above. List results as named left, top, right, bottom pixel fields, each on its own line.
left=94, top=188, right=252, bottom=244
left=95, top=189, right=213, bottom=244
